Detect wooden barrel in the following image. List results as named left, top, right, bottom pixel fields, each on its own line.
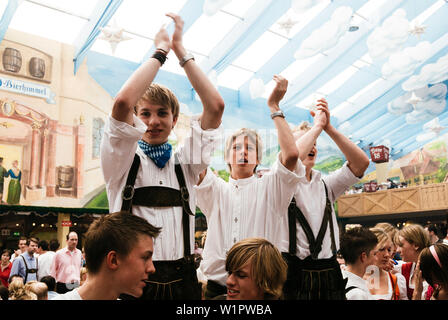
left=29, top=57, right=45, bottom=78
left=2, top=48, right=22, bottom=73
left=57, top=166, right=74, bottom=189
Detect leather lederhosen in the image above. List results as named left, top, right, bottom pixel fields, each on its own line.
left=282, top=180, right=347, bottom=300
left=119, top=153, right=201, bottom=300
left=20, top=255, right=38, bottom=283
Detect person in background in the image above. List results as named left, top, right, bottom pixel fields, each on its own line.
left=8, top=277, right=36, bottom=300
left=396, top=223, right=431, bottom=299
left=50, top=231, right=82, bottom=294
left=80, top=267, right=88, bottom=286
left=37, top=240, right=56, bottom=280
left=9, top=237, right=38, bottom=283
left=339, top=226, right=378, bottom=300
left=40, top=275, right=59, bottom=300
left=10, top=237, right=27, bottom=262
left=0, top=249, right=12, bottom=288
left=221, top=238, right=287, bottom=300
left=55, top=212, right=161, bottom=300
left=25, top=280, right=48, bottom=300
left=374, top=222, right=401, bottom=264
left=0, top=284, right=8, bottom=300
left=413, top=243, right=448, bottom=300
left=425, top=224, right=443, bottom=245
left=366, top=228, right=407, bottom=300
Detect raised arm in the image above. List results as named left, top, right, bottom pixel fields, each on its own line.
left=268, top=75, right=299, bottom=171
left=295, top=100, right=328, bottom=161
left=167, top=13, right=224, bottom=130
left=111, top=26, right=171, bottom=125
left=318, top=100, right=370, bottom=178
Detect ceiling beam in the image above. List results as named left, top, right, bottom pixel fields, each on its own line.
left=200, top=0, right=291, bottom=76
left=73, top=0, right=123, bottom=75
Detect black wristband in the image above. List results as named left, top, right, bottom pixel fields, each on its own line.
left=152, top=51, right=167, bottom=66
left=156, top=48, right=168, bottom=55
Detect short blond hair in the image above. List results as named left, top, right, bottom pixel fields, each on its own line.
left=24, top=281, right=48, bottom=300
left=225, top=238, right=287, bottom=300
left=9, top=278, right=37, bottom=300
left=135, top=83, right=180, bottom=119
left=225, top=128, right=263, bottom=172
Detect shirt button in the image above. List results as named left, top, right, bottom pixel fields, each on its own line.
left=159, top=181, right=163, bottom=185
left=233, top=238, right=237, bottom=243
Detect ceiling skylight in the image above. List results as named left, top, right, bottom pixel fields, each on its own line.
left=9, top=1, right=86, bottom=44
left=232, top=31, right=288, bottom=73
left=183, top=11, right=240, bottom=56
left=217, top=65, right=253, bottom=90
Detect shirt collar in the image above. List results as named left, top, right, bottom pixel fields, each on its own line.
left=299, top=168, right=321, bottom=183
left=229, top=174, right=257, bottom=187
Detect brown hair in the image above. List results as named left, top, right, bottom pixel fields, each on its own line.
left=225, top=238, right=287, bottom=300
left=419, top=244, right=448, bottom=295
left=84, top=211, right=161, bottom=274
left=398, top=224, right=431, bottom=252
left=135, top=83, right=180, bottom=119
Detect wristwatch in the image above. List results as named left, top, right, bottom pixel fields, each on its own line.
left=270, top=110, right=285, bottom=119
left=179, top=53, right=195, bottom=67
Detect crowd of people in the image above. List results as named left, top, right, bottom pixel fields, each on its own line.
left=1, top=13, right=448, bottom=302
left=0, top=231, right=85, bottom=300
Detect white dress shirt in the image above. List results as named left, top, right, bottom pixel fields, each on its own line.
left=195, top=156, right=304, bottom=286
left=101, top=114, right=221, bottom=261
left=37, top=251, right=55, bottom=280
left=342, top=269, right=374, bottom=300
left=276, top=162, right=360, bottom=259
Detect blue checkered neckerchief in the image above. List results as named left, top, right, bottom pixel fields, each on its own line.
left=138, top=140, right=172, bottom=169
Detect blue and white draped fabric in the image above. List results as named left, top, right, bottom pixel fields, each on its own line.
left=138, top=140, right=172, bottom=169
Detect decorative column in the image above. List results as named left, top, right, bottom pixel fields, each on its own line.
left=28, top=122, right=41, bottom=189
left=38, top=127, right=48, bottom=188
left=46, top=120, right=57, bottom=197
left=74, top=119, right=85, bottom=199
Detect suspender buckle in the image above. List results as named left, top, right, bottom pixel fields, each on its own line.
left=180, top=186, right=189, bottom=202
left=122, top=185, right=135, bottom=201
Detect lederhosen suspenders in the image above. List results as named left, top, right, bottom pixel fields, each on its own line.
left=20, top=255, right=38, bottom=283
left=121, top=153, right=194, bottom=259
left=287, top=180, right=337, bottom=259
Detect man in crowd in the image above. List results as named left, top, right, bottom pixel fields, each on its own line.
left=9, top=237, right=38, bottom=283
left=50, top=231, right=82, bottom=294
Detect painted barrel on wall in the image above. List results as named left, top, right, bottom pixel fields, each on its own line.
left=57, top=166, right=74, bottom=189
left=29, top=57, right=45, bottom=78
left=2, top=48, right=22, bottom=73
